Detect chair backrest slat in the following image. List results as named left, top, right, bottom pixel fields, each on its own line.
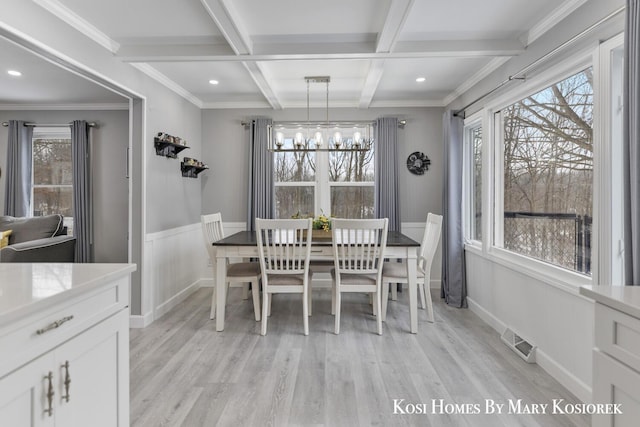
left=332, top=218, right=388, bottom=276
left=256, top=218, right=313, bottom=275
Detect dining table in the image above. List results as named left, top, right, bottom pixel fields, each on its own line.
left=211, top=230, right=421, bottom=333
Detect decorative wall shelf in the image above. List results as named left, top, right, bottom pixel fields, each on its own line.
left=181, top=158, right=208, bottom=178
left=154, top=137, right=189, bottom=158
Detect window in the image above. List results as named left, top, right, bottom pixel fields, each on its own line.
left=328, top=149, right=375, bottom=218
left=274, top=126, right=375, bottom=219
left=274, top=148, right=316, bottom=218
left=464, top=121, right=483, bottom=242
left=32, top=128, right=73, bottom=233
left=498, top=68, right=593, bottom=275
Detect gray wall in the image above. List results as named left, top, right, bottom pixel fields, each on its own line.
left=0, top=110, right=129, bottom=263
left=144, top=85, right=203, bottom=233
left=200, top=107, right=443, bottom=223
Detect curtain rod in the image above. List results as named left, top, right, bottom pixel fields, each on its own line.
left=453, top=5, right=625, bottom=118
left=1, top=122, right=97, bottom=128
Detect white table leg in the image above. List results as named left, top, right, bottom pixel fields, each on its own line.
left=407, top=248, right=418, bottom=334
left=215, top=254, right=227, bottom=331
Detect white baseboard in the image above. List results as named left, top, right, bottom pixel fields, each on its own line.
left=154, top=279, right=202, bottom=320
left=466, top=296, right=591, bottom=402
left=199, top=278, right=214, bottom=288
left=536, top=348, right=592, bottom=403
left=467, top=296, right=507, bottom=333
left=129, top=311, right=153, bottom=329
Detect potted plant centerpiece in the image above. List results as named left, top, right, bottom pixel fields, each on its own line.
left=292, top=210, right=333, bottom=241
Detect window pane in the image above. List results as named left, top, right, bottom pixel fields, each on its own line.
left=331, top=186, right=374, bottom=219
left=329, top=150, right=374, bottom=182
left=33, top=187, right=73, bottom=217
left=472, top=127, right=482, bottom=241
left=502, top=68, right=593, bottom=275
left=33, top=139, right=72, bottom=185
left=274, top=151, right=316, bottom=182
left=275, top=186, right=314, bottom=218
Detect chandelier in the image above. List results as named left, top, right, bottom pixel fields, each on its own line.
left=268, top=76, right=374, bottom=152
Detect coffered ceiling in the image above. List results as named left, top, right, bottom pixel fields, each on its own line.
left=3, top=0, right=587, bottom=109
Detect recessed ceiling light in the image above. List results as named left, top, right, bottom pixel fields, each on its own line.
left=7, top=70, right=22, bottom=77
left=416, top=77, right=426, bottom=83
left=209, top=79, right=219, bottom=85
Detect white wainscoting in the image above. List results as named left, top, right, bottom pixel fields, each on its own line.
left=132, top=222, right=209, bottom=328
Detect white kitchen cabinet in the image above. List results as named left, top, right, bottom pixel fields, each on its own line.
left=0, top=263, right=135, bottom=427
left=580, top=285, right=640, bottom=427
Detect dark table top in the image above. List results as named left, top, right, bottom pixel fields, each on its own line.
left=213, top=230, right=420, bottom=247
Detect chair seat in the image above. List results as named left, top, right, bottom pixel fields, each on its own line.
left=266, top=271, right=311, bottom=286
left=227, top=262, right=261, bottom=277
left=382, top=261, right=425, bottom=281
left=331, top=269, right=377, bottom=285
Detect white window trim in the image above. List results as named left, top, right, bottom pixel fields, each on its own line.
left=462, top=111, right=482, bottom=247
left=478, top=44, right=598, bottom=290
left=593, top=32, right=625, bottom=286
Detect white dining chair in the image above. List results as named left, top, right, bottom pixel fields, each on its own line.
left=331, top=218, right=388, bottom=335
left=201, top=213, right=261, bottom=321
left=382, top=213, right=442, bottom=323
left=255, top=218, right=313, bottom=336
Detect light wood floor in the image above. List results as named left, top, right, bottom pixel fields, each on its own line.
left=130, top=286, right=590, bottom=427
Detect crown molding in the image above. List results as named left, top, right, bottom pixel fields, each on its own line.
left=0, top=103, right=129, bottom=111
left=525, top=0, right=589, bottom=46
left=368, top=99, right=445, bottom=108
left=201, top=101, right=273, bottom=109
left=442, top=57, right=511, bottom=107
left=130, top=63, right=203, bottom=108
left=33, top=0, right=120, bottom=53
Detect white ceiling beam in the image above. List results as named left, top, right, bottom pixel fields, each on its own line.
left=359, top=0, right=414, bottom=108
left=116, top=39, right=524, bottom=62
left=358, top=60, right=386, bottom=109
left=199, top=0, right=281, bottom=109
left=376, top=0, right=414, bottom=53
left=243, top=62, right=282, bottom=110
left=199, top=0, right=251, bottom=55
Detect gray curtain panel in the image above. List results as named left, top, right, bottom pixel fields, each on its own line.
left=374, top=117, right=400, bottom=231
left=3, top=121, right=33, bottom=216
left=441, top=110, right=467, bottom=307
left=72, top=120, right=92, bottom=263
left=624, top=0, right=640, bottom=285
left=246, top=117, right=274, bottom=231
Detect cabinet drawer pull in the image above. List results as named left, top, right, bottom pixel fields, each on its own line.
left=62, top=361, right=71, bottom=402
left=44, top=371, right=54, bottom=416
left=36, top=315, right=74, bottom=335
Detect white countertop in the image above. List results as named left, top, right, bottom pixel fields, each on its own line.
left=0, top=263, right=136, bottom=326
left=580, top=285, right=640, bottom=319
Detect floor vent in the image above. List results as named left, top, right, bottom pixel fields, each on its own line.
left=501, top=328, right=536, bottom=363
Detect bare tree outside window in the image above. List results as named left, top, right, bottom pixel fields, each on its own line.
left=274, top=147, right=316, bottom=218
left=329, top=148, right=374, bottom=218
left=32, top=138, right=74, bottom=227
left=502, top=68, right=593, bottom=274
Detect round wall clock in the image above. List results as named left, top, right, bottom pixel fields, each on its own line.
left=406, top=152, right=430, bottom=175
